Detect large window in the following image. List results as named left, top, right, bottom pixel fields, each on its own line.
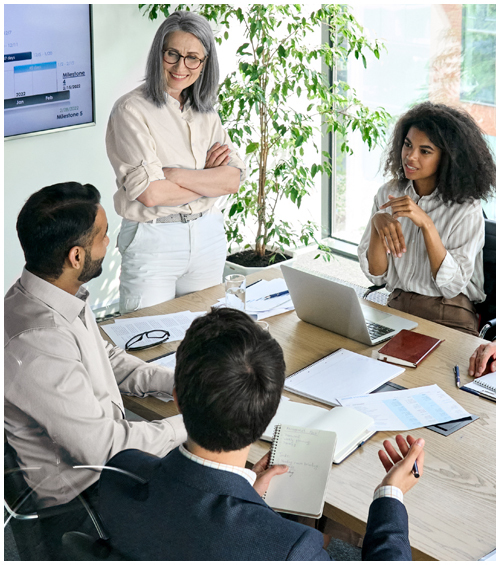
left=461, top=4, right=496, bottom=105
left=328, top=4, right=496, bottom=250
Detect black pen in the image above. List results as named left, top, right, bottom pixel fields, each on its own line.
left=454, top=365, right=461, bottom=388
left=246, top=279, right=262, bottom=289
left=412, top=461, right=420, bottom=478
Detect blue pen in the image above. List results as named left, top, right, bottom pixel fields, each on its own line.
left=454, top=365, right=461, bottom=388
left=261, top=290, right=290, bottom=301
left=247, top=290, right=290, bottom=303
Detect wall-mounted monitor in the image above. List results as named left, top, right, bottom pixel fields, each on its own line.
left=4, top=4, right=95, bottom=140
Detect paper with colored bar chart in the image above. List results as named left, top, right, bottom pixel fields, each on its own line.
left=338, top=385, right=471, bottom=431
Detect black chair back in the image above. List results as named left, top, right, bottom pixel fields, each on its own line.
left=477, top=218, right=496, bottom=338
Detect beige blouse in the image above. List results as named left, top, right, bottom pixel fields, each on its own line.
left=106, top=85, right=246, bottom=223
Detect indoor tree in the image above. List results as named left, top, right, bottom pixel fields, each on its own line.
left=140, top=4, right=390, bottom=264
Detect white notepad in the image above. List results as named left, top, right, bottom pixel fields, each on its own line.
left=262, top=424, right=337, bottom=518
left=462, top=372, right=496, bottom=400
left=262, top=400, right=375, bottom=463
left=284, top=348, right=405, bottom=406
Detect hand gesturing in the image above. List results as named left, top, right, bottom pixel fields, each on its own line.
left=381, top=195, right=431, bottom=229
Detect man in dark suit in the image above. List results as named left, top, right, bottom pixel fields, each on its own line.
left=99, top=307, right=425, bottom=560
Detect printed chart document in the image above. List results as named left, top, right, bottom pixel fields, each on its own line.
left=338, top=384, right=471, bottom=431
left=262, top=399, right=375, bottom=464
left=213, top=279, right=294, bottom=320
left=263, top=424, right=337, bottom=518
left=101, top=311, right=205, bottom=349
left=284, top=349, right=404, bottom=406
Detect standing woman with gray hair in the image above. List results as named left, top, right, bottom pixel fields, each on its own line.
left=107, top=11, right=245, bottom=313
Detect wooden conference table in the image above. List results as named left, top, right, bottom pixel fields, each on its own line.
left=99, top=268, right=495, bottom=561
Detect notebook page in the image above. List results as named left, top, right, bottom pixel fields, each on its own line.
left=475, top=372, right=496, bottom=392
left=464, top=372, right=496, bottom=398
left=285, top=349, right=404, bottom=406
left=263, top=425, right=336, bottom=517
left=261, top=399, right=329, bottom=441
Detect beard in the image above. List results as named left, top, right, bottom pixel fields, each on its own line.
left=78, top=250, right=104, bottom=283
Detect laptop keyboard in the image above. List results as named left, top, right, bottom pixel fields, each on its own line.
left=366, top=321, right=394, bottom=340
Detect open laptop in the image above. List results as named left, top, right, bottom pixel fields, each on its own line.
left=281, top=265, right=417, bottom=346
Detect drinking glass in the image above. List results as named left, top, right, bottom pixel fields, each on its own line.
left=225, top=274, right=246, bottom=311
left=255, top=320, right=270, bottom=332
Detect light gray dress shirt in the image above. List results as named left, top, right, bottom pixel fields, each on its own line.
left=4, top=269, right=187, bottom=508
left=106, top=85, right=246, bottom=223
left=357, top=180, right=485, bottom=303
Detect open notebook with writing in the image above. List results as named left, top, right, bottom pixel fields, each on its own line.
left=262, top=424, right=337, bottom=519
left=262, top=399, right=375, bottom=464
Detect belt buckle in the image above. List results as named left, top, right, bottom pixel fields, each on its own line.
left=180, top=214, right=189, bottom=223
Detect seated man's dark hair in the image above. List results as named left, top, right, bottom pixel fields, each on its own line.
left=175, top=308, right=286, bottom=452
left=16, top=182, right=101, bottom=280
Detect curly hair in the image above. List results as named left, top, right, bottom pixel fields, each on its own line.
left=383, top=102, right=495, bottom=205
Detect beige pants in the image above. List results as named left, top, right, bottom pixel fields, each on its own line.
left=388, top=289, right=479, bottom=336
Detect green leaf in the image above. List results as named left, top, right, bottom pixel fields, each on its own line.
left=294, top=135, right=304, bottom=147
left=246, top=142, right=260, bottom=154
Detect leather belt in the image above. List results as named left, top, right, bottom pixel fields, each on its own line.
left=146, top=210, right=206, bottom=224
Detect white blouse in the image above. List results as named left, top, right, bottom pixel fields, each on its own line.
left=357, top=180, right=485, bottom=303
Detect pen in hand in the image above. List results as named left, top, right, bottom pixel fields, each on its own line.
left=454, top=365, right=461, bottom=388
left=412, top=461, right=420, bottom=478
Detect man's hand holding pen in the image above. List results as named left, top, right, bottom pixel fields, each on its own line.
left=377, top=434, right=425, bottom=495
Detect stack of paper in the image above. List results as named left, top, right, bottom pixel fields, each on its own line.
left=214, top=279, right=294, bottom=320
left=101, top=311, right=205, bottom=350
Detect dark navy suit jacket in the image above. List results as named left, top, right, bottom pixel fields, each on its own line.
left=98, top=447, right=411, bottom=561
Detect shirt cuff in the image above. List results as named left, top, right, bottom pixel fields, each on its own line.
left=373, top=485, right=404, bottom=504
left=162, top=413, right=187, bottom=447
left=123, top=160, right=166, bottom=201
left=358, top=251, right=388, bottom=286
left=435, top=249, right=460, bottom=284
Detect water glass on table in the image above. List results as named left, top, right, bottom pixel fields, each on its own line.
left=225, top=274, right=246, bottom=311
left=255, top=320, right=270, bottom=332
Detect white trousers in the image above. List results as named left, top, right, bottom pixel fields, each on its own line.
left=117, top=209, right=227, bottom=313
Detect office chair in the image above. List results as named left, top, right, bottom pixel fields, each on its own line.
left=476, top=218, right=496, bottom=340
left=4, top=440, right=125, bottom=560
left=363, top=217, right=496, bottom=340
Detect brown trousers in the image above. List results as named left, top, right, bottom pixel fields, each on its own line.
left=387, top=289, right=479, bottom=337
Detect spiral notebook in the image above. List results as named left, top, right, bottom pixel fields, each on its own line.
left=461, top=372, right=496, bottom=401
left=262, top=424, right=337, bottom=518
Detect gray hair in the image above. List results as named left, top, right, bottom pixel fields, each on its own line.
left=144, top=11, right=219, bottom=113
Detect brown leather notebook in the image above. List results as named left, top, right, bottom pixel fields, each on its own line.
left=377, top=329, right=443, bottom=368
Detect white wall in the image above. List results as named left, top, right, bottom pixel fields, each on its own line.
left=4, top=5, right=161, bottom=310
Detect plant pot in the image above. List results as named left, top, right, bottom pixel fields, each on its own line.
left=223, top=248, right=296, bottom=278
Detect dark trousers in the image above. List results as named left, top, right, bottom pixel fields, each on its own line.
left=12, top=481, right=100, bottom=561
left=388, top=289, right=479, bottom=336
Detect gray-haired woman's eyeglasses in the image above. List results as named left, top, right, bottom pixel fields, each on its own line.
left=163, top=49, right=207, bottom=70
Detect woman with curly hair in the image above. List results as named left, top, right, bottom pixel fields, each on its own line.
left=357, top=102, right=495, bottom=335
